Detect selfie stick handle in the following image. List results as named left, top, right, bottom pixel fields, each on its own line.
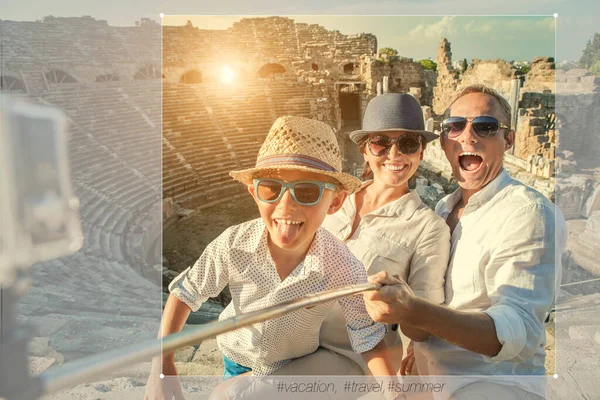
left=0, top=272, right=40, bottom=400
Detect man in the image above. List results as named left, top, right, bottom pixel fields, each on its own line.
left=364, top=84, right=567, bottom=399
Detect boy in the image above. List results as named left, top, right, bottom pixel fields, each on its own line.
left=146, top=116, right=394, bottom=397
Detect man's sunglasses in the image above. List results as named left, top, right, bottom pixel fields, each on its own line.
left=367, top=134, right=422, bottom=157
left=253, top=178, right=337, bottom=206
left=441, top=116, right=510, bottom=139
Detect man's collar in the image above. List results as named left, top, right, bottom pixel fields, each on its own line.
left=436, top=169, right=512, bottom=215
left=466, top=168, right=512, bottom=209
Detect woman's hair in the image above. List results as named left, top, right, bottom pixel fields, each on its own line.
left=358, top=135, right=427, bottom=184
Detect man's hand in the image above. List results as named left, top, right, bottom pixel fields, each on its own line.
left=400, top=341, right=415, bottom=376
left=144, top=357, right=185, bottom=400
left=363, top=272, right=417, bottom=325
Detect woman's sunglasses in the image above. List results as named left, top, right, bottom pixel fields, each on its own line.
left=367, top=134, right=422, bottom=157
left=442, top=116, right=510, bottom=139
left=253, top=178, right=337, bottom=206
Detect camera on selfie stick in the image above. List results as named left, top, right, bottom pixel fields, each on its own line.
left=0, top=94, right=83, bottom=399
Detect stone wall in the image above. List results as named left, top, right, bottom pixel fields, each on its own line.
left=162, top=17, right=376, bottom=74
left=433, top=38, right=459, bottom=115
left=516, top=92, right=556, bottom=161
left=522, top=57, right=555, bottom=93
left=459, top=59, right=516, bottom=100
left=361, top=57, right=426, bottom=101
left=555, top=71, right=600, bottom=159
left=422, top=70, right=437, bottom=108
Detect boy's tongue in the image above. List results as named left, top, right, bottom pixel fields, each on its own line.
left=276, top=221, right=302, bottom=244
left=460, top=155, right=483, bottom=171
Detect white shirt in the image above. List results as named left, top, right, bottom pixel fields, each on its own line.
left=415, top=169, right=567, bottom=397
left=320, top=184, right=450, bottom=373
left=169, top=218, right=386, bottom=375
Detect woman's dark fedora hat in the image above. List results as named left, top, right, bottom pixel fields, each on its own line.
left=349, top=93, right=438, bottom=144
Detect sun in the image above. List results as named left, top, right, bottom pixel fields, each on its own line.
left=220, top=65, right=235, bottom=84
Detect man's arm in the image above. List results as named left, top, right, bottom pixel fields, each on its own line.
left=364, top=273, right=501, bottom=357
left=365, top=202, right=566, bottom=361
left=400, top=325, right=430, bottom=342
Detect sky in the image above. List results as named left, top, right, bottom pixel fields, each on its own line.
left=163, top=15, right=555, bottom=62
left=1, top=0, right=598, bottom=62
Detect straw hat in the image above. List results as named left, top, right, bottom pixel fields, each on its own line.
left=349, top=93, right=438, bottom=144
left=230, top=116, right=361, bottom=193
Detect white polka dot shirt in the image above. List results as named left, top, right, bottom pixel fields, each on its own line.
left=168, top=218, right=386, bottom=375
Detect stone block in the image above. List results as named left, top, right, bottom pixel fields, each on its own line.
left=568, top=325, right=600, bottom=340
left=562, top=150, right=575, bottom=161
left=29, top=356, right=56, bottom=375
left=556, top=174, right=593, bottom=219
left=581, top=75, right=600, bottom=86
left=174, top=345, right=197, bottom=362
left=556, top=73, right=568, bottom=82
left=564, top=69, right=590, bottom=78
left=584, top=210, right=600, bottom=240
left=528, top=117, right=545, bottom=127
left=582, top=184, right=600, bottom=218
left=531, top=126, right=545, bottom=135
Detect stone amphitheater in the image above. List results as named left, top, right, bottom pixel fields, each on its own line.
left=1, top=15, right=599, bottom=399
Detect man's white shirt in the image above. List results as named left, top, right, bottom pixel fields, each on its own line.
left=415, top=169, right=567, bottom=397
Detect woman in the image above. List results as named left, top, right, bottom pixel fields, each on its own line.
left=274, top=93, right=451, bottom=376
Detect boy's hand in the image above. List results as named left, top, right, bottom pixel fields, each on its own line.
left=363, top=272, right=416, bottom=325
left=144, top=357, right=185, bottom=400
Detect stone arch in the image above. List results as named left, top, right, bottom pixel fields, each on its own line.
left=257, top=63, right=285, bottom=78
left=0, top=75, right=26, bottom=91
left=343, top=63, right=354, bottom=74
left=180, top=69, right=203, bottom=84
left=95, top=73, right=119, bottom=82
left=134, top=65, right=160, bottom=80
left=45, top=69, right=77, bottom=84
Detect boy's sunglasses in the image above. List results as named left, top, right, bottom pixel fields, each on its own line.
left=253, top=178, right=337, bottom=206
left=442, top=116, right=510, bottom=139
left=367, top=134, right=422, bottom=157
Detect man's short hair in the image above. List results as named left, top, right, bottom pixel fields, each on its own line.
left=444, top=84, right=512, bottom=128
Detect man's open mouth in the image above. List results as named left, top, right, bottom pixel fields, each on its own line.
left=459, top=152, right=483, bottom=172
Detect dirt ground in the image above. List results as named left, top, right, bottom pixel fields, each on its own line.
left=163, top=195, right=260, bottom=274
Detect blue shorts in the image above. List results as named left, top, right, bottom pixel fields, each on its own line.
left=223, top=355, right=252, bottom=379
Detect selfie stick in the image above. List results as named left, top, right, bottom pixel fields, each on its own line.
left=13, top=281, right=381, bottom=399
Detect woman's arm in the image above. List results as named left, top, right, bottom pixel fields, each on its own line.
left=361, top=339, right=396, bottom=376
left=402, top=216, right=451, bottom=341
